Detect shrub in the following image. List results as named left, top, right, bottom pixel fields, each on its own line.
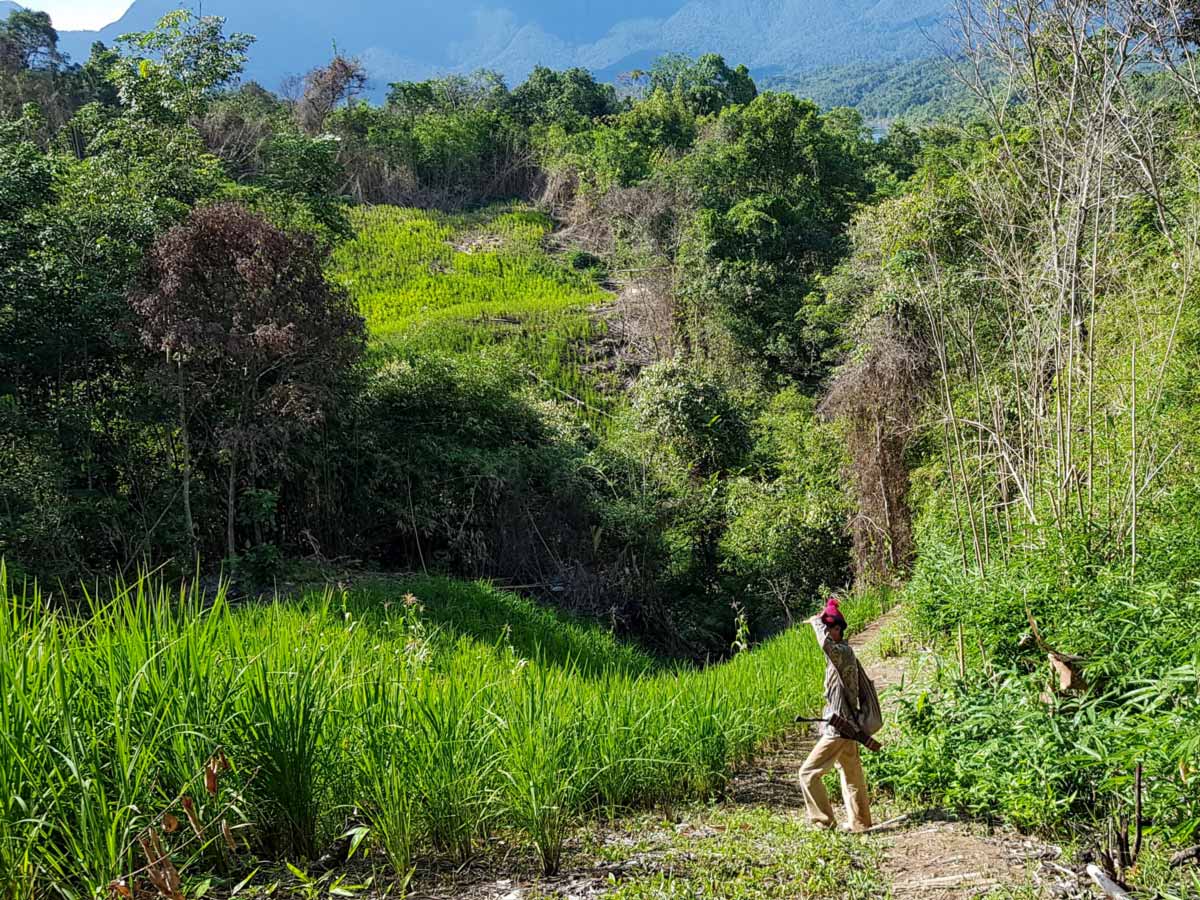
left=871, top=516, right=1200, bottom=843
left=345, top=351, right=585, bottom=572
left=721, top=478, right=850, bottom=633
left=632, top=360, right=751, bottom=476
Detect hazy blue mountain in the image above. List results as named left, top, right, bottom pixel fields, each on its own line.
left=1, top=2, right=24, bottom=19
left=55, top=0, right=949, bottom=91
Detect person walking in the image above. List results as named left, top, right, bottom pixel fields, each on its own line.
left=798, top=596, right=873, bottom=832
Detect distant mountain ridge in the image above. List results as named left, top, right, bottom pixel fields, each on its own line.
left=765, top=57, right=973, bottom=129
left=49, top=0, right=949, bottom=92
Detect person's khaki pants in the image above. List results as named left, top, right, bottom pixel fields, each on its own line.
left=798, top=735, right=872, bottom=831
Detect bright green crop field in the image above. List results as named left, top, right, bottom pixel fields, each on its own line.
left=332, top=206, right=616, bottom=423
left=0, top=567, right=882, bottom=899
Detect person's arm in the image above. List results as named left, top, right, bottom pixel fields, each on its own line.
left=809, top=615, right=835, bottom=662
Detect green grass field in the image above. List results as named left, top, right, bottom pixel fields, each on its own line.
left=332, top=206, right=616, bottom=424
left=0, top=568, right=881, bottom=899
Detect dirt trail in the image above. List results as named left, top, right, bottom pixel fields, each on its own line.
left=729, top=608, right=1061, bottom=898
left=394, top=608, right=1073, bottom=899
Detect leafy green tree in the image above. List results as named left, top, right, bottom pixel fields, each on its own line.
left=0, top=105, right=229, bottom=576
left=512, top=65, right=616, bottom=130
left=248, top=130, right=349, bottom=239
left=632, top=360, right=751, bottom=476
left=619, top=85, right=698, bottom=152
left=0, top=120, right=56, bottom=400
left=0, top=108, right=205, bottom=406
left=78, top=42, right=121, bottom=107
left=649, top=53, right=757, bottom=115
left=720, top=389, right=851, bottom=631
left=0, top=10, right=82, bottom=133
left=110, top=11, right=253, bottom=123
left=869, top=120, right=924, bottom=193
left=362, top=71, right=530, bottom=202
left=386, top=71, right=510, bottom=118
left=545, top=85, right=698, bottom=194
left=194, top=81, right=283, bottom=180
left=0, top=9, right=62, bottom=71
left=677, top=92, right=871, bottom=382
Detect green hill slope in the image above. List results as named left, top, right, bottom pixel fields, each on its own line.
left=765, top=57, right=976, bottom=127
left=332, top=204, right=617, bottom=423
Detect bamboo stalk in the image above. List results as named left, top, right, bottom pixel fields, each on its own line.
left=957, top=623, right=966, bottom=679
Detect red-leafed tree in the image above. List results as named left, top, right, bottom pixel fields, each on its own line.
left=130, top=203, right=365, bottom=563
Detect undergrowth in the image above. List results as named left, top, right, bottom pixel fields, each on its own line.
left=592, top=807, right=886, bottom=900
left=868, top=523, right=1200, bottom=862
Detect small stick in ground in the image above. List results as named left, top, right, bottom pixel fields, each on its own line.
left=865, top=814, right=911, bottom=833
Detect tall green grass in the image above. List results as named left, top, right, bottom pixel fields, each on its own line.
left=331, top=205, right=617, bottom=426
left=0, top=569, right=867, bottom=898
left=332, top=207, right=605, bottom=339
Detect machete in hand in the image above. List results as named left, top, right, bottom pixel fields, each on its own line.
left=795, top=713, right=883, bottom=753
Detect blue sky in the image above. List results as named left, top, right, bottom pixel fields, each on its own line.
left=21, top=0, right=132, bottom=30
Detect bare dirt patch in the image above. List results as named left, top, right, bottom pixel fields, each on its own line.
left=453, top=232, right=508, bottom=254
left=879, top=815, right=1054, bottom=898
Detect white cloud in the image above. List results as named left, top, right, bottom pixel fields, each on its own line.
left=18, top=0, right=133, bottom=31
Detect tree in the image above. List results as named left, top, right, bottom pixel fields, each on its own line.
left=632, top=360, right=751, bottom=476
left=130, top=203, right=365, bottom=562
left=0, top=10, right=76, bottom=131
left=0, top=119, right=56, bottom=401
left=512, top=65, right=616, bottom=129
left=79, top=42, right=120, bottom=104
left=111, top=11, right=253, bottom=123
left=649, top=53, right=757, bottom=115
left=677, top=93, right=870, bottom=382
left=386, top=71, right=509, bottom=118
left=618, top=84, right=698, bottom=152
left=0, top=9, right=62, bottom=72
left=254, top=130, right=349, bottom=237
left=195, top=82, right=280, bottom=180
left=296, top=54, right=367, bottom=134
left=721, top=390, right=851, bottom=630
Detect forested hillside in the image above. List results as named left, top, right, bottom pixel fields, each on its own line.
left=2, top=1, right=1200, bottom=897
left=763, top=57, right=976, bottom=129
left=1, top=20, right=873, bottom=653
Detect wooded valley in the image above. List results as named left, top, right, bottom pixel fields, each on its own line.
left=1, top=1, right=1199, bottom=897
